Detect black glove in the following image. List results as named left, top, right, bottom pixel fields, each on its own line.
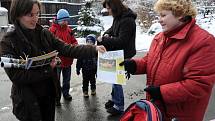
left=119, top=59, right=136, bottom=80
left=76, top=69, right=80, bottom=75
left=119, top=59, right=136, bottom=74
left=144, top=86, right=162, bottom=101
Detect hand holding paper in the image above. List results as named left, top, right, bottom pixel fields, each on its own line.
left=96, top=45, right=106, bottom=53
left=119, top=59, right=136, bottom=74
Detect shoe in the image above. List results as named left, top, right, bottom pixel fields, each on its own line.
left=63, top=94, right=72, bottom=101
left=91, top=90, right=96, bottom=96
left=106, top=107, right=123, bottom=115
left=83, top=91, right=89, bottom=98
left=105, top=100, right=114, bottom=109
left=56, top=101, right=61, bottom=106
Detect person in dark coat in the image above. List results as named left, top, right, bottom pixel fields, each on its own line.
left=76, top=34, right=97, bottom=98
left=0, top=0, right=106, bottom=121
left=97, top=0, right=137, bottom=115
left=120, top=0, right=215, bottom=121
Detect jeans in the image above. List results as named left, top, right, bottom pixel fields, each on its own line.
left=57, top=66, right=71, bottom=96
left=111, top=84, right=124, bottom=111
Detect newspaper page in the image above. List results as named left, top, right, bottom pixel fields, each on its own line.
left=97, top=50, right=126, bottom=85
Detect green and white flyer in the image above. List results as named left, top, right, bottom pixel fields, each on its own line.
left=97, top=50, right=126, bottom=85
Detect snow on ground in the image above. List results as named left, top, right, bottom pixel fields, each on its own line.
left=136, top=26, right=154, bottom=52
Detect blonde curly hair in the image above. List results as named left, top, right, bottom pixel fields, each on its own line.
left=154, top=0, right=197, bottom=18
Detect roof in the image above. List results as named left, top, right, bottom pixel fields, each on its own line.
left=0, top=7, right=8, bottom=15
left=0, top=0, right=11, bottom=2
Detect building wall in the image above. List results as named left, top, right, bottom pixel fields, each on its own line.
left=0, top=0, right=83, bottom=25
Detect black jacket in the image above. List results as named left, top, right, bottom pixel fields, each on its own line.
left=98, top=8, right=137, bottom=59
left=76, top=57, right=97, bottom=72
left=0, top=23, right=98, bottom=94
left=0, top=23, right=98, bottom=120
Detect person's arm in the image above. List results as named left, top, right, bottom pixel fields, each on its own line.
left=104, top=26, right=113, bottom=36
left=76, top=59, right=82, bottom=75
left=43, top=29, right=100, bottom=59
left=133, top=34, right=159, bottom=74
left=69, top=28, right=78, bottom=45
left=133, top=54, right=148, bottom=74
left=118, top=54, right=147, bottom=76
left=49, top=25, right=56, bottom=34
left=70, top=36, right=78, bottom=45
left=99, top=18, right=135, bottom=50
left=0, top=37, right=53, bottom=85
left=161, top=35, right=215, bottom=104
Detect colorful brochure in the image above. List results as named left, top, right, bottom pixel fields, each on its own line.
left=97, top=50, right=126, bottom=85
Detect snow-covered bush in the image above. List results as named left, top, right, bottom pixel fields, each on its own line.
left=76, top=1, right=103, bottom=37
left=132, top=1, right=157, bottom=30
left=147, top=20, right=162, bottom=35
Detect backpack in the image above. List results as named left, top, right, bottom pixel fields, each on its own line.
left=120, top=99, right=163, bottom=121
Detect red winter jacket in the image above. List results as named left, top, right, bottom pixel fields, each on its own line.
left=134, top=19, right=215, bottom=121
left=49, top=23, right=78, bottom=67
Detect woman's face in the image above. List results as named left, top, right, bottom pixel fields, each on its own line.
left=106, top=4, right=112, bottom=16
left=158, top=10, right=183, bottom=32
left=18, top=4, right=39, bottom=29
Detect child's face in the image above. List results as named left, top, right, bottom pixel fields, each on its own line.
left=58, top=20, right=68, bottom=26
left=86, top=40, right=95, bottom=45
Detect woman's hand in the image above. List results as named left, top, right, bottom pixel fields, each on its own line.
left=97, top=36, right=103, bottom=42
left=50, top=57, right=61, bottom=68
left=97, top=34, right=110, bottom=42
left=96, top=45, right=106, bottom=53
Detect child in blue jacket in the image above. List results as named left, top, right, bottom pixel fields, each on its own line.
left=76, top=34, right=97, bottom=97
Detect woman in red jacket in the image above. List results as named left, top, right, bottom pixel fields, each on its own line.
left=120, top=0, right=215, bottom=121
left=49, top=9, right=78, bottom=105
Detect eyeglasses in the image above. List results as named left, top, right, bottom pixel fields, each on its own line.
left=25, top=12, right=40, bottom=18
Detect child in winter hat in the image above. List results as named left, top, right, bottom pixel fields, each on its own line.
left=76, top=34, right=98, bottom=97
left=56, top=9, right=70, bottom=23
left=86, top=34, right=96, bottom=45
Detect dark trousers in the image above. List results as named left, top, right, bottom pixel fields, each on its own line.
left=38, top=96, right=55, bottom=121
left=20, top=96, right=55, bottom=121
left=57, top=66, right=71, bottom=96
left=82, top=69, right=97, bottom=92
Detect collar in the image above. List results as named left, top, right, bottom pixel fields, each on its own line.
left=153, top=19, right=196, bottom=45
left=164, top=19, right=196, bottom=40
left=52, top=22, right=68, bottom=30
left=14, top=22, right=43, bottom=44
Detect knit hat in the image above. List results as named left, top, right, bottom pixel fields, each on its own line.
left=86, top=34, right=96, bottom=44
left=56, top=9, right=70, bottom=23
